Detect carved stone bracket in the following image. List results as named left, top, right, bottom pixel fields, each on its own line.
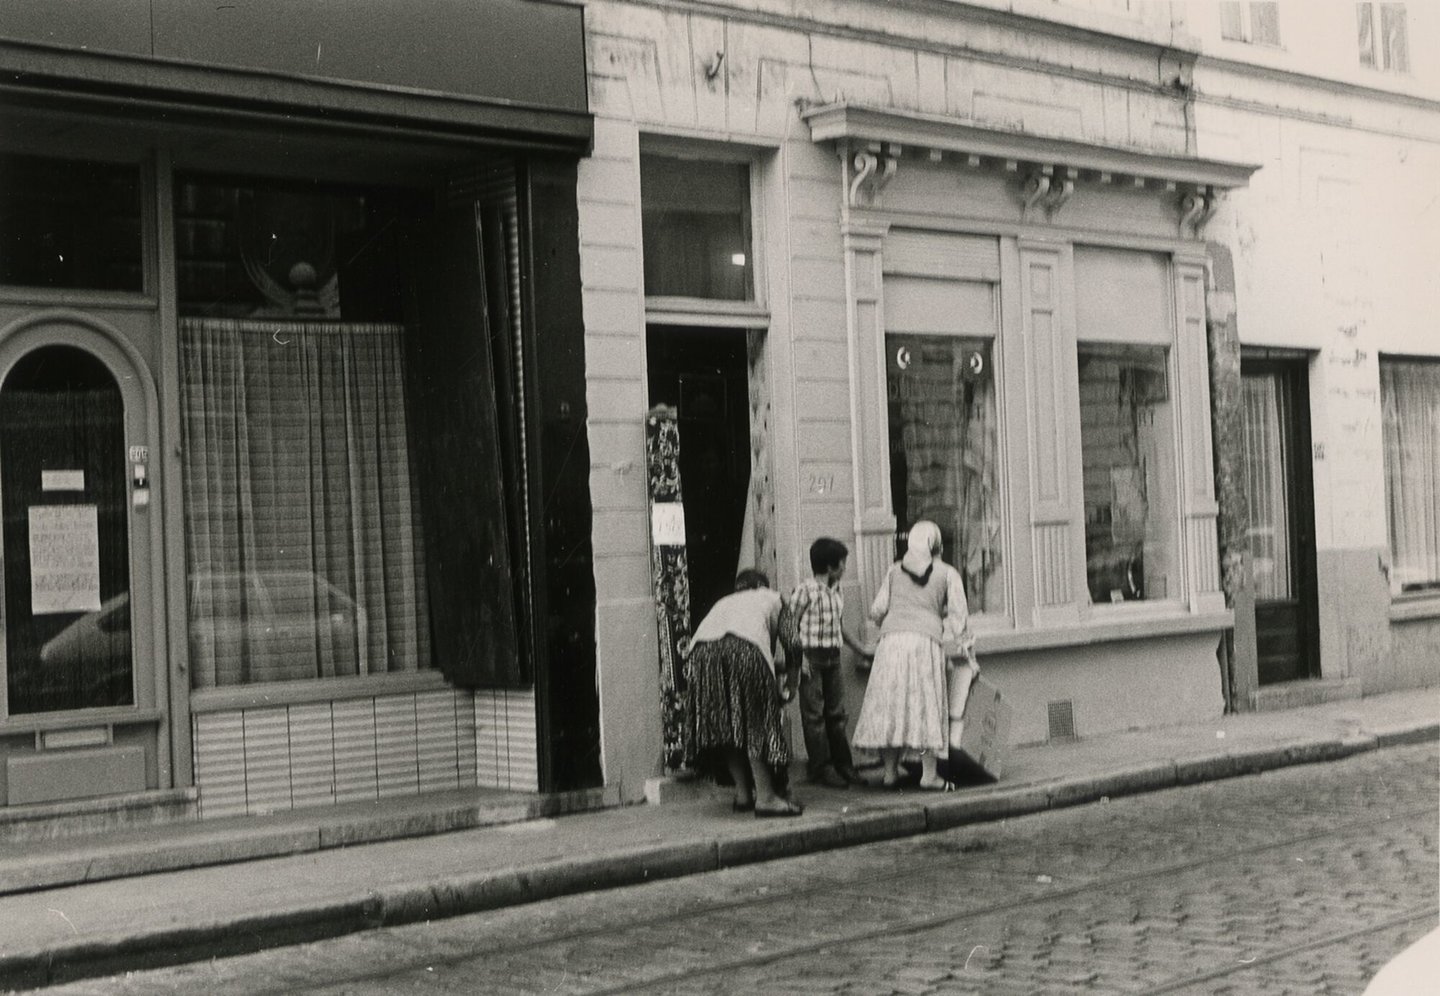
left=1179, top=186, right=1223, bottom=239
left=848, top=148, right=898, bottom=207
left=1020, top=165, right=1076, bottom=222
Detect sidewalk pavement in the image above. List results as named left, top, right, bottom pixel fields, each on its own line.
left=1, top=688, right=1435, bottom=991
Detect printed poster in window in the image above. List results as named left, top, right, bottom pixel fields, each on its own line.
left=28, top=505, right=103, bottom=615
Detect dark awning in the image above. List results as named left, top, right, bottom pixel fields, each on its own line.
left=0, top=0, right=592, bottom=152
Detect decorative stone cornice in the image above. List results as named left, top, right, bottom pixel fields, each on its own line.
left=807, top=101, right=1260, bottom=236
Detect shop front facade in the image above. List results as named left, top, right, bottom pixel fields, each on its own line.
left=579, top=0, right=1438, bottom=802
left=0, top=0, right=603, bottom=817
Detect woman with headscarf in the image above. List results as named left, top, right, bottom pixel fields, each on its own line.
left=684, top=569, right=804, bottom=818
left=852, top=520, right=973, bottom=790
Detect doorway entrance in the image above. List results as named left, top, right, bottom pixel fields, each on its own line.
left=0, top=323, right=162, bottom=805
left=1240, top=355, right=1320, bottom=685
left=646, top=326, right=754, bottom=625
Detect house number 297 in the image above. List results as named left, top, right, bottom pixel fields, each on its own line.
left=808, top=473, right=835, bottom=495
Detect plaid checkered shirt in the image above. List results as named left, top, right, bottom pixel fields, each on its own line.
left=789, top=576, right=845, bottom=651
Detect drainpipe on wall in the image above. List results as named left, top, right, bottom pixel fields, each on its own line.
left=1205, top=243, right=1259, bottom=712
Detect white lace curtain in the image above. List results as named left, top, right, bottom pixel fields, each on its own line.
left=180, top=318, right=430, bottom=687
left=1240, top=374, right=1292, bottom=600
left=1382, top=361, right=1440, bottom=592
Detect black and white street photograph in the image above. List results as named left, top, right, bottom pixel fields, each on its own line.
left=0, top=1, right=1436, bottom=992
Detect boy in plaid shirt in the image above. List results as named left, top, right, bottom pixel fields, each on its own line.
left=786, top=537, right=868, bottom=788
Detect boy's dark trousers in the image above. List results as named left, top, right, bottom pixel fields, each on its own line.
left=799, top=648, right=854, bottom=778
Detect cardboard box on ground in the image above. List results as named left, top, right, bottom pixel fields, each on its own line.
left=945, top=661, right=1013, bottom=783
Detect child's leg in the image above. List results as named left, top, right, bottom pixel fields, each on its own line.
left=798, top=654, right=831, bottom=777
left=820, top=661, right=855, bottom=775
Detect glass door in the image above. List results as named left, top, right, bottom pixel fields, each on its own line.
left=1240, top=358, right=1319, bottom=684
left=1, top=345, right=133, bottom=713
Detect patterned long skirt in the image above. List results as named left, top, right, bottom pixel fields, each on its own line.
left=851, top=631, right=948, bottom=753
left=684, top=635, right=789, bottom=774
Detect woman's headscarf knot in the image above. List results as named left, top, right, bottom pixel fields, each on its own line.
left=901, top=520, right=942, bottom=582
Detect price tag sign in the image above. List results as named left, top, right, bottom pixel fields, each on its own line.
left=651, top=503, right=687, bottom=546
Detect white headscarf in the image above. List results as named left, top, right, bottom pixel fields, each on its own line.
left=901, top=520, right=943, bottom=578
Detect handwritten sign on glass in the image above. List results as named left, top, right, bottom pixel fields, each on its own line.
left=28, top=505, right=102, bottom=615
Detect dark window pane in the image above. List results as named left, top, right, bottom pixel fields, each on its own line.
left=641, top=156, right=753, bottom=300
left=174, top=176, right=411, bottom=321
left=2, top=347, right=133, bottom=713
left=0, top=154, right=142, bottom=292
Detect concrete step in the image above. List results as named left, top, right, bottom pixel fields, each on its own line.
left=0, top=788, right=198, bottom=846
left=0, top=784, right=621, bottom=897
left=1251, top=677, right=1363, bottom=712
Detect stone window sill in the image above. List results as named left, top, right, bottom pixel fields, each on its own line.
left=975, top=609, right=1233, bottom=656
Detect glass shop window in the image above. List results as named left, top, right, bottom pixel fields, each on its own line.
left=1073, top=247, right=1180, bottom=607
left=0, top=153, right=143, bottom=293
left=1380, top=356, right=1440, bottom=594
left=641, top=154, right=753, bottom=301
left=175, top=172, right=526, bottom=689
left=884, top=275, right=1006, bottom=615
left=1077, top=345, right=1179, bottom=605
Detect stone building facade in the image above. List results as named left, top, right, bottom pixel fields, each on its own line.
left=577, top=0, right=1440, bottom=801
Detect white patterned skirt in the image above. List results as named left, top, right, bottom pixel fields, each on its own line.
left=851, top=631, right=948, bottom=753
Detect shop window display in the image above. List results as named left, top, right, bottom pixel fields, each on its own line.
left=175, top=174, right=524, bottom=688
left=886, top=334, right=1005, bottom=614
left=1077, top=344, right=1178, bottom=605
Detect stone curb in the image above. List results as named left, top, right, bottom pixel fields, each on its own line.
left=2, top=725, right=1434, bottom=991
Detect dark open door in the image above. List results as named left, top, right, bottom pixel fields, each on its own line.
left=1240, top=356, right=1320, bottom=685
left=402, top=196, right=522, bottom=688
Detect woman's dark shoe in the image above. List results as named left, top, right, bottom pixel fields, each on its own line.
left=754, top=798, right=805, bottom=818
left=732, top=798, right=755, bottom=813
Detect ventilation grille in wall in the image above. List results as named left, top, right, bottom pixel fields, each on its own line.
left=192, top=687, right=538, bottom=818
left=1047, top=699, right=1077, bottom=742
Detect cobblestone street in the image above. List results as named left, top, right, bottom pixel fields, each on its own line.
left=41, top=742, right=1437, bottom=995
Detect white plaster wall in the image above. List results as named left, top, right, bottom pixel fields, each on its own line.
left=1190, top=16, right=1440, bottom=692
left=1194, top=51, right=1440, bottom=556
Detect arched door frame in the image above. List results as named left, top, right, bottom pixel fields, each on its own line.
left=0, top=308, right=171, bottom=790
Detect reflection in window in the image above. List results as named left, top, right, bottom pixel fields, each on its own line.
left=0, top=154, right=143, bottom=292
left=1078, top=345, right=1178, bottom=605
left=173, top=177, right=411, bottom=321
left=1, top=347, right=133, bottom=713
left=886, top=335, right=1004, bottom=613
left=176, top=171, right=528, bottom=688
left=641, top=155, right=753, bottom=300
left=1381, top=358, right=1440, bottom=593
left=180, top=319, right=428, bottom=687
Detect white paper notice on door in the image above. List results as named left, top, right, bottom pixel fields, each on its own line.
left=29, top=504, right=103, bottom=615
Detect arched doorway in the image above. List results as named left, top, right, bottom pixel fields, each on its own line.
left=0, top=324, right=163, bottom=806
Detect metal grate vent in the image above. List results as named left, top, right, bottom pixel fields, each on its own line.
left=1047, top=700, right=1077, bottom=742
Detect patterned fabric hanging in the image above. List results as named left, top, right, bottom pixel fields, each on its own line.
left=645, top=404, right=693, bottom=771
